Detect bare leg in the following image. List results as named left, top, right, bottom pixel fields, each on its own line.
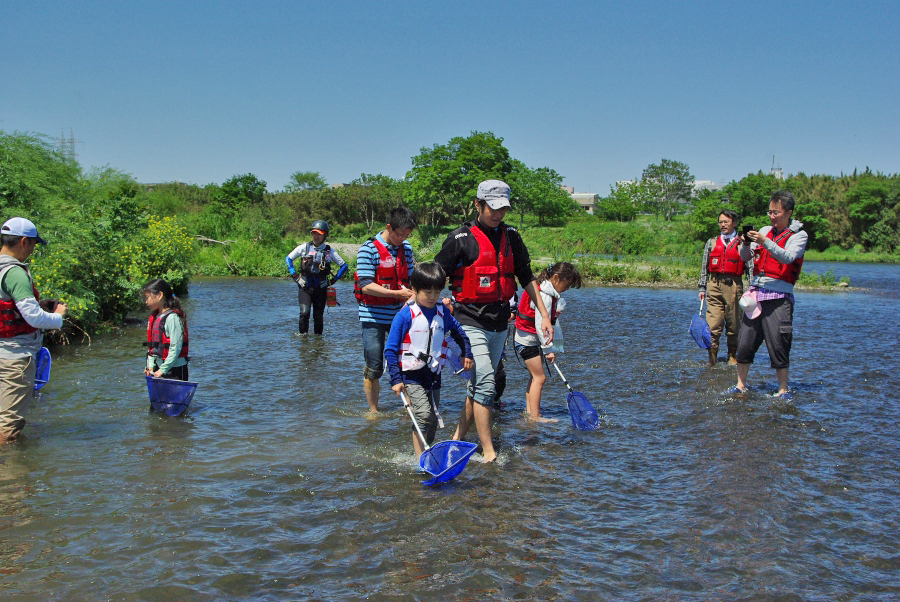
left=524, top=356, right=556, bottom=422
left=776, top=368, right=789, bottom=395
left=412, top=431, right=424, bottom=458
left=736, top=362, right=750, bottom=390
left=472, top=402, right=496, bottom=463
left=364, top=377, right=380, bottom=413
left=452, top=397, right=475, bottom=440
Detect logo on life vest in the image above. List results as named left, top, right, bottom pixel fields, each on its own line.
left=478, top=276, right=491, bottom=288
left=711, top=258, right=719, bottom=267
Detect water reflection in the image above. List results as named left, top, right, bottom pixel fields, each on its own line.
left=0, top=268, right=898, bottom=598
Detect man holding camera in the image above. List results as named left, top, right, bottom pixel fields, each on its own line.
left=729, top=190, right=808, bottom=399
left=0, top=218, right=67, bottom=443
left=698, top=209, right=747, bottom=366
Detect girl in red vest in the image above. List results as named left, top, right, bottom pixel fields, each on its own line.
left=143, top=278, right=189, bottom=381
left=514, top=262, right=582, bottom=422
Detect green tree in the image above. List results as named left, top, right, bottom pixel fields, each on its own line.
left=285, top=171, right=327, bottom=191
left=721, top=171, right=780, bottom=226
left=687, top=188, right=732, bottom=240
left=597, top=181, right=641, bottom=222
left=405, top=131, right=512, bottom=226
left=641, top=159, right=694, bottom=220
left=0, top=130, right=80, bottom=217
left=507, top=164, right=576, bottom=226
left=220, top=173, right=267, bottom=208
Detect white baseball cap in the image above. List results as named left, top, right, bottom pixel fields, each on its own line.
left=476, top=180, right=511, bottom=210
left=1, top=217, right=47, bottom=244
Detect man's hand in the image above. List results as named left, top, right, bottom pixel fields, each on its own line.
left=54, top=302, right=67, bottom=317
left=462, top=357, right=474, bottom=371
left=699, top=291, right=706, bottom=302
left=290, top=273, right=301, bottom=283
left=392, top=383, right=405, bottom=397
left=397, top=286, right=414, bottom=301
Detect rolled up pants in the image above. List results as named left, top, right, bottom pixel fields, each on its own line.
left=705, top=273, right=743, bottom=353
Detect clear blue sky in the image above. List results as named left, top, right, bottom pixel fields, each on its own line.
left=3, top=0, right=897, bottom=194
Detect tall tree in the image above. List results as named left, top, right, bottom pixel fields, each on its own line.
left=507, top=163, right=577, bottom=226
left=405, top=131, right=511, bottom=225
left=285, top=171, right=327, bottom=192
left=642, top=159, right=694, bottom=220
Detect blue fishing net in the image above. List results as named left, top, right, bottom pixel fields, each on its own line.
left=567, top=390, right=599, bottom=430
left=444, top=339, right=471, bottom=381
left=419, top=440, right=478, bottom=486
left=690, top=314, right=712, bottom=349
left=145, top=376, right=198, bottom=416
left=34, top=347, right=51, bottom=391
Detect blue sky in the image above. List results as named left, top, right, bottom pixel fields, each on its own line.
left=3, top=0, right=897, bottom=194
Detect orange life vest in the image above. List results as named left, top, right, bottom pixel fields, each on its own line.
left=0, top=282, right=40, bottom=338
left=707, top=236, right=744, bottom=277
left=146, top=309, right=189, bottom=360
left=353, top=237, right=410, bottom=306
left=450, top=226, right=516, bottom=304
left=515, top=288, right=558, bottom=335
left=753, top=228, right=804, bottom=285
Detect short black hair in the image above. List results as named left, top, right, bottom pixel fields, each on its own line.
left=0, top=234, right=25, bottom=248
left=718, top=209, right=739, bottom=224
left=387, top=206, right=417, bottom=231
left=770, top=190, right=795, bottom=212
left=409, top=261, right=446, bottom=291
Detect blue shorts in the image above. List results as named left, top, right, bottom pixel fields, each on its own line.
left=361, top=322, right=390, bottom=379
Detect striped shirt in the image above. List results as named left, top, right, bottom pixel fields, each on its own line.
left=356, top=233, right=415, bottom=325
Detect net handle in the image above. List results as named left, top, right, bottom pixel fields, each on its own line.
left=553, top=362, right=574, bottom=393
left=400, top=388, right=431, bottom=451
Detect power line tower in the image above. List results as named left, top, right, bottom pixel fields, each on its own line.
left=57, top=128, right=80, bottom=162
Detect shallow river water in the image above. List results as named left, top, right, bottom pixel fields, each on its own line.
left=1, top=262, right=899, bottom=599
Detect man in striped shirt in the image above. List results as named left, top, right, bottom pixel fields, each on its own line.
left=355, top=207, right=417, bottom=413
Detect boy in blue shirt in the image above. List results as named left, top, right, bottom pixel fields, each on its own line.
left=384, top=262, right=473, bottom=459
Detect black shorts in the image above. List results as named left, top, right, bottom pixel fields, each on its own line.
left=515, top=342, right=542, bottom=361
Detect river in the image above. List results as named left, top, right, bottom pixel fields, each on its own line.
left=1, top=262, right=898, bottom=599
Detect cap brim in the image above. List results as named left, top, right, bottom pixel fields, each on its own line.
left=311, top=229, right=325, bottom=235
left=35, top=236, right=48, bottom=245
left=484, top=199, right=511, bottom=210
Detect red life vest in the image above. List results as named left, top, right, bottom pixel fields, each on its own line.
left=353, top=237, right=410, bottom=306
left=146, top=309, right=189, bottom=360
left=0, top=281, right=40, bottom=338
left=450, top=225, right=516, bottom=304
left=753, top=228, right=804, bottom=284
left=707, top=236, right=744, bottom=277
left=399, top=303, right=448, bottom=373
left=515, top=288, right=558, bottom=335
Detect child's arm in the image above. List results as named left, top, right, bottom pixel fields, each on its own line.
left=154, top=316, right=183, bottom=377
left=384, top=310, right=410, bottom=392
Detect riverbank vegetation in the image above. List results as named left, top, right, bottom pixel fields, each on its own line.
left=2, top=129, right=894, bottom=336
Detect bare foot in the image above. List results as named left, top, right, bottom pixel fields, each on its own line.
left=481, top=451, right=497, bottom=463
left=527, top=415, right=559, bottom=423
left=365, top=410, right=380, bottom=421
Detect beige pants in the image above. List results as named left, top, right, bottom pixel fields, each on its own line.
left=0, top=355, right=35, bottom=440
left=705, top=275, right=743, bottom=353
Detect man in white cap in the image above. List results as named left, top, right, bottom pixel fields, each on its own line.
left=0, top=217, right=67, bottom=443
left=434, top=180, right=552, bottom=462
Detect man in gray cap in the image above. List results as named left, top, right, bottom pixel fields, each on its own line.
left=0, top=217, right=67, bottom=443
left=434, top=180, right=552, bottom=462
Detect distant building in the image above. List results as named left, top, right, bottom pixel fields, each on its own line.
left=570, top=192, right=598, bottom=214
left=692, top=180, right=724, bottom=195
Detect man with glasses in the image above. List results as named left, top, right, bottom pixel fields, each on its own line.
left=0, top=218, right=67, bottom=443
left=726, top=191, right=808, bottom=399
left=698, top=209, right=747, bottom=366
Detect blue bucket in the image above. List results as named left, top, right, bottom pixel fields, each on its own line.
left=145, top=376, right=198, bottom=416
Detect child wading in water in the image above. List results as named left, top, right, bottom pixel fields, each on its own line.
left=384, top=262, right=473, bottom=459
left=143, top=278, right=190, bottom=381
left=514, top=262, right=582, bottom=422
